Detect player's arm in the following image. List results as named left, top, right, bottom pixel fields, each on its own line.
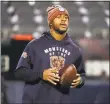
left=14, top=42, right=60, bottom=84
left=14, top=42, right=43, bottom=82
left=71, top=49, right=86, bottom=88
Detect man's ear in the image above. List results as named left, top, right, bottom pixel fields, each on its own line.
left=49, top=24, right=52, bottom=28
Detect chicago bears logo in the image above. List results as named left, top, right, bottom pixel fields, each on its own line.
left=50, top=56, right=65, bottom=71
left=22, top=52, right=27, bottom=58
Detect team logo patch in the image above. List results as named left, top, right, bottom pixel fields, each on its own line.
left=59, top=7, right=65, bottom=11
left=22, top=52, right=27, bottom=58
left=50, top=56, right=65, bottom=71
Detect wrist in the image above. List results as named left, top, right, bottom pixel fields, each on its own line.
left=79, top=77, right=82, bottom=84
left=36, top=70, right=43, bottom=79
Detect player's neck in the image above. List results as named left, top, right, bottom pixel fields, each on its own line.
left=50, top=29, right=66, bottom=41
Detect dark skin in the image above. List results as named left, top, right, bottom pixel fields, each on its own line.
left=43, top=14, right=82, bottom=87
left=50, top=14, right=69, bottom=41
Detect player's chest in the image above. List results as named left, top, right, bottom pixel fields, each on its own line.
left=34, top=45, right=78, bottom=68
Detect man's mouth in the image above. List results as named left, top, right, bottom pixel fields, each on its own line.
left=60, top=24, right=67, bottom=27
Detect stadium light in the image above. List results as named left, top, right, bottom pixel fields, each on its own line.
left=102, top=29, right=108, bottom=39
left=10, top=14, right=19, bottom=24
left=28, top=0, right=36, bottom=6
left=33, top=8, right=41, bottom=15
left=7, top=6, right=15, bottom=15
left=36, top=25, right=45, bottom=33
left=33, top=15, right=43, bottom=24
left=78, top=7, right=88, bottom=15
left=104, top=9, right=109, bottom=16
left=84, top=30, right=92, bottom=38
left=12, top=24, right=20, bottom=32
left=105, top=17, right=109, bottom=27
left=82, top=16, right=89, bottom=24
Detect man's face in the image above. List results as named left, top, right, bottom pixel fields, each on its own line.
left=51, top=14, right=69, bottom=34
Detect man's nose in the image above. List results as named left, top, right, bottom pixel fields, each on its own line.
left=61, top=16, right=66, bottom=21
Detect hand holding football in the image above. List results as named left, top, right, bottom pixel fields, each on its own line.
left=59, top=64, right=77, bottom=87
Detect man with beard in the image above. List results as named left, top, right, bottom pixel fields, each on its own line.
left=14, top=5, right=85, bottom=104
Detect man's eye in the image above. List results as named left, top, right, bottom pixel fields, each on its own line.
left=65, top=16, right=68, bottom=19
left=57, top=17, right=60, bottom=18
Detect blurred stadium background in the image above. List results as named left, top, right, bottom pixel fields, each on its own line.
left=1, top=1, right=109, bottom=104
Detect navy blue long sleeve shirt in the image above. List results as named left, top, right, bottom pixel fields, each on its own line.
left=14, top=31, right=85, bottom=103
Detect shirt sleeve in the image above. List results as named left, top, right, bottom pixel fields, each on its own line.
left=74, top=48, right=86, bottom=88
left=14, top=42, right=43, bottom=82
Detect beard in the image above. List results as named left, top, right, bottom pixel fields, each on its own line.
left=54, top=28, right=68, bottom=35
left=51, top=23, right=68, bottom=35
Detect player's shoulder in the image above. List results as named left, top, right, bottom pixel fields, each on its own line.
left=23, top=35, right=44, bottom=50
left=69, top=37, right=82, bottom=54
left=27, top=33, right=45, bottom=46
left=69, top=38, right=79, bottom=49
